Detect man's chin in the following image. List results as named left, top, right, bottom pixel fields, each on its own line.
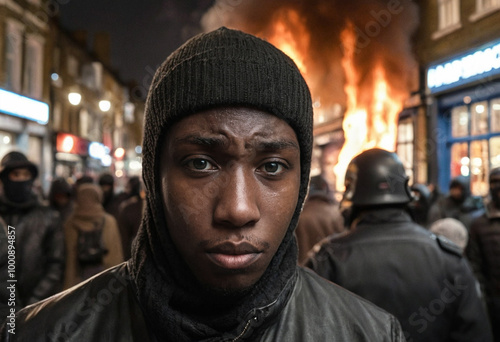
left=203, top=281, right=254, bottom=299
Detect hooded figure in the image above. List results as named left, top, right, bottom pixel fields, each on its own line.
left=0, top=151, right=64, bottom=317
left=428, top=175, right=485, bottom=230
left=295, top=175, right=345, bottom=264
left=4, top=28, right=404, bottom=341
left=467, top=167, right=500, bottom=341
left=63, top=183, right=123, bottom=289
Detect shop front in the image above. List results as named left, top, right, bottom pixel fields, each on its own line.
left=426, top=39, right=500, bottom=196
left=0, top=88, right=51, bottom=191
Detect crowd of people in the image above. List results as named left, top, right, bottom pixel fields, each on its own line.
left=0, top=27, right=498, bottom=341
left=0, top=152, right=144, bottom=319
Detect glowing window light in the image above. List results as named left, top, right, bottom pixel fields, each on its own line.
left=0, top=88, right=49, bottom=125
left=461, top=157, right=470, bottom=165
left=475, top=105, right=485, bottom=114
left=114, top=147, right=125, bottom=160
left=61, top=136, right=75, bottom=153
left=3, top=136, right=11, bottom=144
left=99, top=100, right=111, bottom=112
left=461, top=165, right=470, bottom=176
left=68, top=92, right=82, bottom=106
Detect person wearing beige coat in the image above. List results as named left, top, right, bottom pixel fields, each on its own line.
left=63, top=183, right=123, bottom=289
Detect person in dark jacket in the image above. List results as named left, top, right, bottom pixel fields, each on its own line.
left=305, top=148, right=493, bottom=342
left=408, top=183, right=432, bottom=227
left=0, top=151, right=65, bottom=320
left=467, top=167, right=500, bottom=341
left=295, top=175, right=345, bottom=264
left=48, top=177, right=74, bottom=225
left=98, top=173, right=128, bottom=221
left=117, top=176, right=144, bottom=260
left=2, top=28, right=405, bottom=341
left=428, top=175, right=485, bottom=230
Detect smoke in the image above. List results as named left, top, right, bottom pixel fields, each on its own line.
left=201, top=0, right=419, bottom=110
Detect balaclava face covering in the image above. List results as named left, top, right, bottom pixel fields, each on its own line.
left=1, top=173, right=34, bottom=204
left=130, top=27, right=313, bottom=341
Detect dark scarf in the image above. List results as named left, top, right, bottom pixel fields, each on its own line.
left=130, top=205, right=299, bottom=341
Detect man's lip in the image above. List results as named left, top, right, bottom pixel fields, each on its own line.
left=206, top=241, right=260, bottom=254
left=206, top=242, right=262, bottom=270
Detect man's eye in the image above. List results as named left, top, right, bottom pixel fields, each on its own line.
left=186, top=158, right=214, bottom=170
left=260, top=162, right=286, bottom=175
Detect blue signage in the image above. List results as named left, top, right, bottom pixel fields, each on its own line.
left=427, top=40, right=500, bottom=94
left=0, top=88, right=49, bottom=124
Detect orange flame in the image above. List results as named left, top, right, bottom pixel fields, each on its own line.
left=266, top=9, right=310, bottom=76
left=333, top=23, right=403, bottom=190
left=264, top=18, right=407, bottom=192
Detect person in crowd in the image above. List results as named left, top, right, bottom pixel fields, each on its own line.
left=408, top=183, right=432, bottom=227
left=63, top=183, right=123, bottom=289
left=0, top=151, right=65, bottom=316
left=117, top=176, right=144, bottom=259
left=295, top=174, right=344, bottom=264
left=3, top=27, right=405, bottom=341
left=98, top=172, right=128, bottom=221
left=305, top=148, right=493, bottom=342
left=48, top=177, right=75, bottom=225
left=467, top=167, right=500, bottom=342
left=428, top=175, right=484, bottom=230
left=75, top=175, right=94, bottom=187
left=429, top=217, right=468, bottom=253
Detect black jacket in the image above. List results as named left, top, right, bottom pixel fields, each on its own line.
left=0, top=196, right=64, bottom=317
left=2, top=263, right=405, bottom=341
left=305, top=209, right=493, bottom=342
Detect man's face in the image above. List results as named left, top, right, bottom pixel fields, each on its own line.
left=160, top=107, right=300, bottom=292
left=449, top=185, right=464, bottom=202
left=8, top=168, right=32, bottom=182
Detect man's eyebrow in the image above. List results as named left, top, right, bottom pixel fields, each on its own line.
left=254, top=139, right=299, bottom=151
left=174, top=135, right=226, bottom=147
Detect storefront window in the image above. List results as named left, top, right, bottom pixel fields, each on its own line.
left=0, top=132, right=15, bottom=159
left=491, top=99, right=500, bottom=132
left=397, top=118, right=414, bottom=183
left=450, top=142, right=468, bottom=178
left=470, top=140, right=489, bottom=196
left=447, top=97, right=500, bottom=196
left=491, top=136, right=500, bottom=168
left=451, top=106, right=468, bottom=137
left=471, top=101, right=488, bottom=135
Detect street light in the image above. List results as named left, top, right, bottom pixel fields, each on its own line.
left=99, top=100, right=111, bottom=112
left=68, top=92, right=81, bottom=106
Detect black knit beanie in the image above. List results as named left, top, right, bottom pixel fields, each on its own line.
left=131, top=27, right=313, bottom=341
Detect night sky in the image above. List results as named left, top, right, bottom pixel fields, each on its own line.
left=58, top=0, right=214, bottom=96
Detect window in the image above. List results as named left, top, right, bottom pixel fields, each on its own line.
left=67, top=55, right=79, bottom=78
left=451, top=105, right=468, bottom=137
left=438, top=0, right=460, bottom=30
left=447, top=97, right=500, bottom=196
left=23, top=35, right=44, bottom=99
left=397, top=117, right=414, bottom=183
left=476, top=0, right=500, bottom=13
left=5, top=19, right=24, bottom=93
left=471, top=101, right=488, bottom=135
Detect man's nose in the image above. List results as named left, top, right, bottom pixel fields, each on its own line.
left=213, top=168, right=261, bottom=228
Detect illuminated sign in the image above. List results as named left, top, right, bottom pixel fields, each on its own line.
left=427, top=40, right=500, bottom=93
left=89, top=142, right=106, bottom=160
left=0, top=88, right=49, bottom=124
left=56, top=133, right=89, bottom=155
